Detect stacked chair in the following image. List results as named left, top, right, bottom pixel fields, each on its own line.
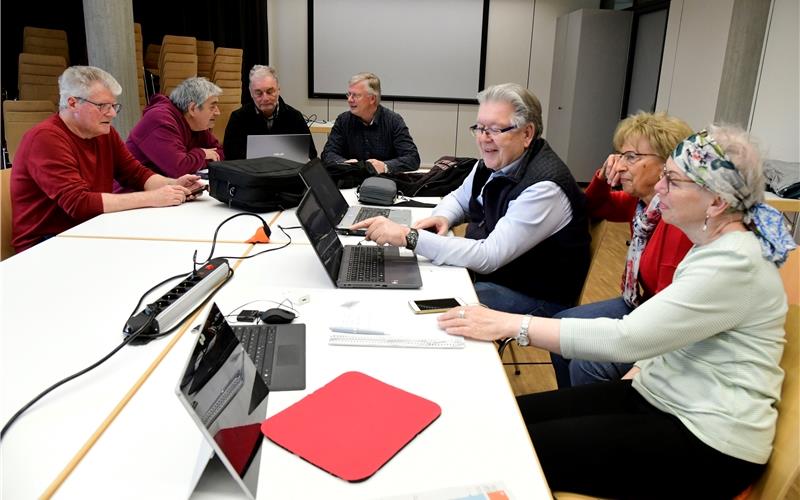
left=210, top=47, right=244, bottom=142
left=196, top=40, right=215, bottom=79
left=22, top=27, right=69, bottom=66
left=17, top=53, right=66, bottom=106
left=133, top=23, right=147, bottom=111
left=2, top=100, right=57, bottom=163
left=158, top=35, right=197, bottom=96
left=144, top=43, right=161, bottom=76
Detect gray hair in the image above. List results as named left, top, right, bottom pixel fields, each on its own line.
left=349, top=72, right=381, bottom=103
left=477, top=83, right=543, bottom=139
left=708, top=123, right=766, bottom=206
left=249, top=65, right=279, bottom=86
left=169, top=77, right=222, bottom=112
left=58, top=66, right=122, bottom=110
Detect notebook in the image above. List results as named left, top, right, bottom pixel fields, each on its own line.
left=175, top=302, right=271, bottom=500
left=299, top=160, right=412, bottom=235
left=261, top=371, right=441, bottom=482
left=297, top=189, right=422, bottom=289
left=246, top=133, right=311, bottom=163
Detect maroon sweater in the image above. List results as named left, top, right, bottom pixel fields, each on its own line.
left=11, top=114, right=154, bottom=252
left=125, top=94, right=223, bottom=178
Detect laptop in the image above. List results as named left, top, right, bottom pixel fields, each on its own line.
left=297, top=189, right=422, bottom=289
left=175, top=302, right=271, bottom=500
left=299, top=160, right=412, bottom=235
left=246, top=133, right=311, bottom=163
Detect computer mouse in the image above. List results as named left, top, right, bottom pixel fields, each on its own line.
left=260, top=308, right=296, bottom=324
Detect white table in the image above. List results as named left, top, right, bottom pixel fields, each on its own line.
left=60, top=195, right=280, bottom=243
left=58, top=244, right=549, bottom=499
left=0, top=237, right=252, bottom=499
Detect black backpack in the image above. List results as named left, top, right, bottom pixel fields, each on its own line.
left=207, top=157, right=307, bottom=212
left=383, top=156, right=477, bottom=197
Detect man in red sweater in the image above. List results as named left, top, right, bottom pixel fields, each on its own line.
left=11, top=66, right=202, bottom=253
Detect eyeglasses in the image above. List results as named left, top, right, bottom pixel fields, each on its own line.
left=345, top=91, right=367, bottom=100
left=76, top=97, right=122, bottom=113
left=659, top=166, right=698, bottom=193
left=469, top=124, right=518, bottom=138
left=618, top=151, right=662, bottom=165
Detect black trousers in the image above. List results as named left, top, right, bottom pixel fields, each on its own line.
left=517, top=380, right=765, bottom=499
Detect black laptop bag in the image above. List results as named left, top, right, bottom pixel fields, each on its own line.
left=207, top=157, right=307, bottom=212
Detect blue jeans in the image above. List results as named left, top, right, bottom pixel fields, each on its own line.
left=550, top=296, right=634, bottom=388
left=474, top=281, right=569, bottom=318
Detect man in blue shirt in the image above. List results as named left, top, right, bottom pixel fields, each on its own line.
left=321, top=72, right=420, bottom=174
left=352, top=83, right=590, bottom=316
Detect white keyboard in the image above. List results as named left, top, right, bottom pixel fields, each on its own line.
left=328, top=334, right=465, bottom=349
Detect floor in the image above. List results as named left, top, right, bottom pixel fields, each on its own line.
left=501, top=221, right=631, bottom=396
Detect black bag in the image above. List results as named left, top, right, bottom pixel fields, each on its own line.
left=383, top=156, right=477, bottom=197
left=324, top=161, right=378, bottom=189
left=207, top=157, right=307, bottom=212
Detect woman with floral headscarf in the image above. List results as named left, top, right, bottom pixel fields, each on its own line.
left=439, top=125, right=796, bottom=497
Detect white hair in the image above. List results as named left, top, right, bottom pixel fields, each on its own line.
left=477, top=83, right=543, bottom=139
left=58, top=66, right=122, bottom=110
left=249, top=65, right=279, bottom=86
left=169, top=77, right=222, bottom=112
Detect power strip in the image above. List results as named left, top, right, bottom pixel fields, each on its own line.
left=124, top=258, right=230, bottom=344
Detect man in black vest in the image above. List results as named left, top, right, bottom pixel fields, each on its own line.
left=222, top=65, right=317, bottom=160
left=352, top=83, right=590, bottom=316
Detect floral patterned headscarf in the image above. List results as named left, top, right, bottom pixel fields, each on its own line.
left=672, top=130, right=796, bottom=266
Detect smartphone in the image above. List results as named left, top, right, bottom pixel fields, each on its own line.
left=408, top=297, right=465, bottom=314
left=190, top=184, right=208, bottom=196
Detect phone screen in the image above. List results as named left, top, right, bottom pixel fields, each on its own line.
left=413, top=298, right=461, bottom=311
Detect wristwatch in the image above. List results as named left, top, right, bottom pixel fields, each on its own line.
left=405, top=228, right=419, bottom=251
left=515, top=315, right=532, bottom=347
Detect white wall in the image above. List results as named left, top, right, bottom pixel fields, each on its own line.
left=656, top=0, right=735, bottom=130
left=268, top=0, right=598, bottom=165
left=749, top=0, right=800, bottom=162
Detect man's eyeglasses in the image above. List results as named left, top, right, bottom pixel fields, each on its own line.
left=345, top=91, right=367, bottom=100
left=469, top=124, right=518, bottom=138
left=659, top=166, right=698, bottom=193
left=618, top=151, right=661, bottom=165
left=76, top=97, right=122, bottom=113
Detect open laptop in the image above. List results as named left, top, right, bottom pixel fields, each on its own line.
left=246, top=133, right=311, bottom=163
left=176, top=302, right=271, bottom=500
left=299, top=160, right=412, bottom=235
left=297, top=189, right=422, bottom=289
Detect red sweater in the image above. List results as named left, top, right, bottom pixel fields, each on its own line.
left=11, top=114, right=154, bottom=252
left=125, top=94, right=223, bottom=178
left=585, top=172, right=693, bottom=299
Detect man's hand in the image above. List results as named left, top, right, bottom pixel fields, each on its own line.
left=147, top=184, right=191, bottom=207
left=174, top=174, right=202, bottom=193
left=413, top=216, right=450, bottom=235
left=203, top=148, right=220, bottom=162
left=367, top=159, right=388, bottom=174
left=350, top=216, right=410, bottom=247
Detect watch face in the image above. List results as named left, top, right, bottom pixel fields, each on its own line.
left=516, top=335, right=529, bottom=347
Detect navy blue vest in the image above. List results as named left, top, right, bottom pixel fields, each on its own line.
left=465, top=138, right=590, bottom=306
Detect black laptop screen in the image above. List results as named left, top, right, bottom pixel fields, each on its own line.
left=299, top=161, right=349, bottom=223
left=176, top=303, right=269, bottom=499
left=297, top=189, right=345, bottom=285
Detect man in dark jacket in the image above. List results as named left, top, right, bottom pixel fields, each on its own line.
left=223, top=65, right=316, bottom=160
left=352, top=83, right=590, bottom=316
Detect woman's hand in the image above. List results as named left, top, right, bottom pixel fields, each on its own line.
left=438, top=305, right=519, bottom=342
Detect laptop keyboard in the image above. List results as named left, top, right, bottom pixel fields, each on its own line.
left=345, top=245, right=385, bottom=283
left=353, top=207, right=391, bottom=224
left=232, top=324, right=277, bottom=386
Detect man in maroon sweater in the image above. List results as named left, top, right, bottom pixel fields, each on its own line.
left=125, top=77, right=223, bottom=178
left=11, top=66, right=202, bottom=253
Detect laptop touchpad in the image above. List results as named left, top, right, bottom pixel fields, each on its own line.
left=276, top=345, right=300, bottom=365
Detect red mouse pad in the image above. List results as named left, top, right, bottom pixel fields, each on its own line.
left=261, top=371, right=441, bottom=482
